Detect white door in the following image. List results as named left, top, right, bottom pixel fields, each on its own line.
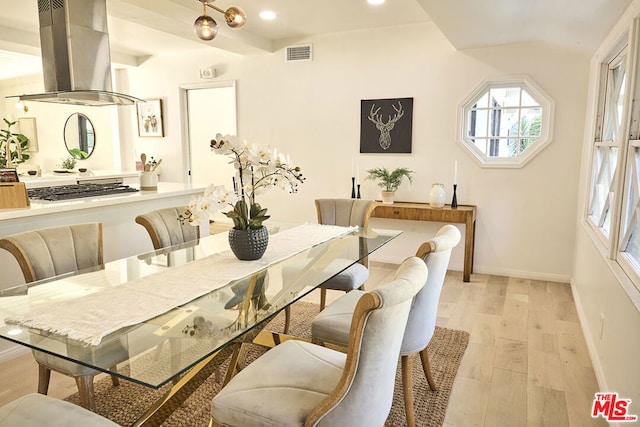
left=185, top=83, right=237, bottom=187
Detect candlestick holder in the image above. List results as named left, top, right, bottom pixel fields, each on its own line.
left=351, top=177, right=356, bottom=198
left=357, top=184, right=361, bottom=199
left=451, top=184, right=458, bottom=208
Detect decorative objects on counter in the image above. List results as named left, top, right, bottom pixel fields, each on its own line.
left=140, top=172, right=158, bottom=191
left=179, top=133, right=305, bottom=260
left=366, top=166, right=414, bottom=205
left=429, top=183, right=446, bottom=208
left=0, top=118, right=29, bottom=168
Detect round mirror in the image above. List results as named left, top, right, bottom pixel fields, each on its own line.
left=64, top=113, right=95, bottom=159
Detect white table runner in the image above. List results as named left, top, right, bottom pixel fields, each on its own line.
left=6, top=223, right=355, bottom=346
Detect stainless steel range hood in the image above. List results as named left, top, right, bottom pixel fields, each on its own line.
left=15, top=0, right=142, bottom=106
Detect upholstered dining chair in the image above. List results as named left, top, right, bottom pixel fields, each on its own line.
left=0, top=393, right=118, bottom=426
left=210, top=256, right=427, bottom=427
left=0, top=223, right=124, bottom=411
left=135, top=206, right=200, bottom=250
left=311, top=224, right=461, bottom=427
left=314, top=198, right=377, bottom=310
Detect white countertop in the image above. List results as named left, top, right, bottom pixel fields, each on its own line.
left=0, top=182, right=204, bottom=221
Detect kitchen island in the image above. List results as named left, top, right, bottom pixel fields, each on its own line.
left=0, top=182, right=205, bottom=285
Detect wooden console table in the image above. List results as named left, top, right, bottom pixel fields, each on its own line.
left=371, top=202, right=477, bottom=282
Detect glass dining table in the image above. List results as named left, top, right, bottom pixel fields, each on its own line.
left=0, top=221, right=400, bottom=426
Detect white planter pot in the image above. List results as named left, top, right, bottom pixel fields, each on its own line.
left=381, top=191, right=395, bottom=204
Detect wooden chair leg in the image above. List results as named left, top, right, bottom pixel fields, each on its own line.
left=401, top=355, right=416, bottom=427
left=75, top=375, right=96, bottom=411
left=284, top=306, right=291, bottom=334
left=420, top=348, right=437, bottom=391
left=320, top=288, right=327, bottom=311
left=110, top=374, right=120, bottom=387
left=37, top=364, right=51, bottom=395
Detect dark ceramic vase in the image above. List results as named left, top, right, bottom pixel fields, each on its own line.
left=228, top=226, right=269, bottom=260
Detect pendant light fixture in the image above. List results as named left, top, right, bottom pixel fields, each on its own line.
left=194, top=0, right=246, bottom=41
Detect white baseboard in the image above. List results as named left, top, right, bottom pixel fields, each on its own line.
left=0, top=344, right=29, bottom=365
left=370, top=254, right=571, bottom=283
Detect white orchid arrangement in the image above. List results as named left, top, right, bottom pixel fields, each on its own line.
left=180, top=134, right=305, bottom=230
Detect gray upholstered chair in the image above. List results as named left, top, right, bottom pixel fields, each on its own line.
left=135, top=206, right=200, bottom=250
left=0, top=223, right=123, bottom=411
left=210, top=256, right=427, bottom=427
left=311, top=224, right=461, bottom=427
left=314, top=199, right=377, bottom=310
left=0, top=393, right=118, bottom=426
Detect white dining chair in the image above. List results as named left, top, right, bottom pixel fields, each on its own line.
left=311, top=224, right=461, bottom=426
left=0, top=393, right=118, bottom=426
left=0, top=223, right=125, bottom=411
left=135, top=206, right=200, bottom=250
left=210, top=256, right=427, bottom=427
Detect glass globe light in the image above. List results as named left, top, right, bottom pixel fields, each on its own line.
left=194, top=14, right=218, bottom=40
left=224, top=6, right=246, bottom=29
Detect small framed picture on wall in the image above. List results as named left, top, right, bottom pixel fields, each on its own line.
left=360, top=97, right=413, bottom=153
left=137, top=99, right=164, bottom=137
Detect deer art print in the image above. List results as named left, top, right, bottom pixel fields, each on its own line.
left=368, top=101, right=404, bottom=150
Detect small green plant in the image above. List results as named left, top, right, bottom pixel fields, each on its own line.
left=366, top=167, right=414, bottom=192
left=60, top=156, right=77, bottom=170
left=0, top=118, right=30, bottom=167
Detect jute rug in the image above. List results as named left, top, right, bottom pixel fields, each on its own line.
left=65, top=302, right=469, bottom=426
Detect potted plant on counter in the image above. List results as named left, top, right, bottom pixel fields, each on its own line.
left=366, top=166, right=414, bottom=204
left=0, top=118, right=29, bottom=168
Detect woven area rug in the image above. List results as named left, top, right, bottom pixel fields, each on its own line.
left=65, top=302, right=469, bottom=426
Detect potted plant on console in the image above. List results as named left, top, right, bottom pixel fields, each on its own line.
left=179, top=133, right=306, bottom=260
left=366, top=166, right=414, bottom=204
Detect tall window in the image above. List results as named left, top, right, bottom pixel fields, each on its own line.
left=459, top=77, right=553, bottom=168
left=587, top=47, right=627, bottom=241
left=586, top=25, right=640, bottom=297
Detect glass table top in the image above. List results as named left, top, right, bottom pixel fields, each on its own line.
left=0, top=222, right=400, bottom=388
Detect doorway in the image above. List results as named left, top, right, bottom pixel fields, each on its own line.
left=180, top=81, right=237, bottom=187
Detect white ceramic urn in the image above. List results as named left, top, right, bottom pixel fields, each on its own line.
left=429, top=183, right=446, bottom=208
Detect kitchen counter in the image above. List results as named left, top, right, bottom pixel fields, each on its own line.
left=0, top=182, right=202, bottom=221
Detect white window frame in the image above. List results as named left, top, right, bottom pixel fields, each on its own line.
left=457, top=76, right=554, bottom=168
left=585, top=20, right=640, bottom=301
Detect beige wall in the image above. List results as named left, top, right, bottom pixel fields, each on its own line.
left=123, top=22, right=589, bottom=282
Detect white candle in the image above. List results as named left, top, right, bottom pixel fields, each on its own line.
left=454, top=160, right=458, bottom=185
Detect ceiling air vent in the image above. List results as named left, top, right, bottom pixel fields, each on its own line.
left=285, top=44, right=312, bottom=62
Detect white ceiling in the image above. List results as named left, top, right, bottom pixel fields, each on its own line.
left=0, top=0, right=633, bottom=81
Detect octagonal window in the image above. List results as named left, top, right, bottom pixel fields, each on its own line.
left=458, top=77, right=554, bottom=168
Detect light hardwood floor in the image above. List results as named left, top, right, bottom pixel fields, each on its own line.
left=0, top=263, right=605, bottom=426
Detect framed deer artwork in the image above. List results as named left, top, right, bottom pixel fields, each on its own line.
left=360, top=97, right=413, bottom=153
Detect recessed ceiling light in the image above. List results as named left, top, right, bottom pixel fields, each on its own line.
left=368, top=0, right=385, bottom=4
left=259, top=10, right=276, bottom=20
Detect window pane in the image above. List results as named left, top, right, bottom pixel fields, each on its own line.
left=476, top=92, right=489, bottom=108
left=602, top=59, right=626, bottom=142
left=521, top=90, right=540, bottom=107
left=520, top=109, right=542, bottom=137
left=490, top=87, right=520, bottom=107
left=468, top=109, right=488, bottom=137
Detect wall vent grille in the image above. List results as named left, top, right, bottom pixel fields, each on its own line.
left=285, top=45, right=312, bottom=62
